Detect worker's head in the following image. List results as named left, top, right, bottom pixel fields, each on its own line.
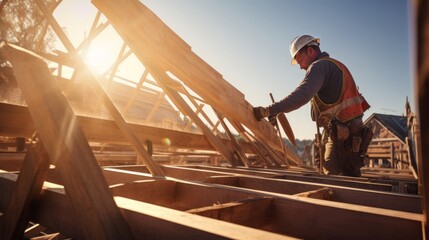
left=290, top=35, right=321, bottom=70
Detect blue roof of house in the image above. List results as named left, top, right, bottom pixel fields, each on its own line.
left=365, top=113, right=408, bottom=143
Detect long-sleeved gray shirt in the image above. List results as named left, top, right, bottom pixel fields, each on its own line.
left=269, top=52, right=343, bottom=115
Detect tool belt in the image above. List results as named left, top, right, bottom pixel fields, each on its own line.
left=328, top=118, right=373, bottom=176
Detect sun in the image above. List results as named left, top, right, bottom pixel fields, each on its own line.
left=84, top=45, right=112, bottom=75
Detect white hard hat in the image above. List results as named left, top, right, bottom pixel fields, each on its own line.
left=289, top=35, right=320, bottom=64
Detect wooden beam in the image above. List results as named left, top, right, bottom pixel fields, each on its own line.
left=0, top=173, right=292, bottom=240
left=142, top=167, right=411, bottom=214
left=148, top=65, right=240, bottom=165
left=105, top=42, right=128, bottom=89
left=115, top=165, right=420, bottom=213
left=0, top=42, right=134, bottom=239
left=24, top=224, right=47, bottom=239
left=0, top=102, right=255, bottom=153
left=117, top=196, right=291, bottom=240
left=417, top=0, right=429, bottom=237
left=91, top=0, right=290, bottom=159
left=0, top=142, right=50, bottom=240
left=214, top=111, right=249, bottom=166
left=123, top=70, right=149, bottom=115
left=35, top=0, right=163, bottom=176
left=178, top=84, right=224, bottom=137
left=184, top=103, right=204, bottom=131
left=293, top=187, right=333, bottom=200
left=30, top=233, right=60, bottom=240
left=186, top=196, right=273, bottom=228
left=0, top=171, right=422, bottom=240
left=191, top=165, right=393, bottom=191
left=76, top=12, right=110, bottom=52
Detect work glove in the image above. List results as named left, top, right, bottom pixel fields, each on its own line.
left=268, top=114, right=277, bottom=126
left=253, top=106, right=270, bottom=121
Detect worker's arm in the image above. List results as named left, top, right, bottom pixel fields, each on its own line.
left=269, top=63, right=325, bottom=115
left=253, top=61, right=326, bottom=121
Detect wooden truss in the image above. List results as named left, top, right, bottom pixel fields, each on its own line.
left=0, top=0, right=427, bottom=239
left=32, top=0, right=302, bottom=169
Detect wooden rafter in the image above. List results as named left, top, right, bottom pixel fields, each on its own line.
left=123, top=70, right=149, bottom=115
left=149, top=64, right=241, bottom=165
left=34, top=0, right=163, bottom=176
left=0, top=42, right=134, bottom=239
left=91, top=0, right=291, bottom=160
left=0, top=141, right=50, bottom=240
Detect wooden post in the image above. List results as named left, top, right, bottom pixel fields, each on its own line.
left=91, top=0, right=298, bottom=164
left=34, top=0, right=163, bottom=177
left=0, top=42, right=134, bottom=240
left=148, top=65, right=240, bottom=166
left=390, top=142, right=395, bottom=168
left=0, top=141, right=50, bottom=240
left=214, top=111, right=249, bottom=166
left=417, top=0, right=429, bottom=237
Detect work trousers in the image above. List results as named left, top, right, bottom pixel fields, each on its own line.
left=322, top=117, right=364, bottom=176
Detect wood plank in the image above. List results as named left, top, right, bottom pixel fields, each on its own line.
left=215, top=111, right=249, bottom=166
left=0, top=102, right=255, bottom=153
left=0, top=142, right=50, bottom=240
left=35, top=0, right=163, bottom=176
left=0, top=42, right=133, bottom=239
left=30, top=233, right=60, bottom=240
left=160, top=166, right=421, bottom=213
left=293, top=187, right=333, bottom=200
left=270, top=196, right=421, bottom=240
left=123, top=70, right=149, bottom=115
left=91, top=0, right=295, bottom=161
left=148, top=64, right=240, bottom=166
left=110, top=180, right=178, bottom=209
left=103, top=166, right=421, bottom=214
left=117, top=196, right=293, bottom=240
left=107, top=165, right=232, bottom=181
left=0, top=173, right=293, bottom=240
left=24, top=223, right=47, bottom=238
left=189, top=165, right=393, bottom=192
left=186, top=196, right=273, bottom=228
left=0, top=172, right=422, bottom=240
left=417, top=1, right=429, bottom=236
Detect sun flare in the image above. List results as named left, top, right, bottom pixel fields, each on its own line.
left=84, top=46, right=112, bottom=75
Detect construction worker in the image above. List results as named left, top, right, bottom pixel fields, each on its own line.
left=253, top=35, right=372, bottom=177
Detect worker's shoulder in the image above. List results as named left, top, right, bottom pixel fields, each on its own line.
left=312, top=57, right=338, bottom=70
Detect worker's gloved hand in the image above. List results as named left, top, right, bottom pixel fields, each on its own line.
left=253, top=106, right=270, bottom=121
left=268, top=114, right=277, bottom=126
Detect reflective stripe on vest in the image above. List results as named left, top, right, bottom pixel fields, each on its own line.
left=312, top=57, right=370, bottom=123
left=318, top=95, right=365, bottom=118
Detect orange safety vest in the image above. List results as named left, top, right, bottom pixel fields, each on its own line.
left=311, top=57, right=370, bottom=125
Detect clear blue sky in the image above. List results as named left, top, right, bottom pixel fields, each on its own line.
left=142, top=0, right=414, bottom=140
left=56, top=0, right=414, bottom=140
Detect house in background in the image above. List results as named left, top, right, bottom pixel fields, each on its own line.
left=364, top=113, right=410, bottom=169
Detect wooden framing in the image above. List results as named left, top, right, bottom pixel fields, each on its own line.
left=0, top=142, right=50, bottom=239
left=90, top=0, right=294, bottom=160
left=0, top=42, right=134, bottom=239
left=0, top=102, right=255, bottom=153
left=0, top=169, right=422, bottom=239
left=0, top=0, right=425, bottom=238
left=105, top=165, right=421, bottom=213
left=417, top=0, right=429, bottom=235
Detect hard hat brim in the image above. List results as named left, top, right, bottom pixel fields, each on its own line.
left=290, top=37, right=320, bottom=65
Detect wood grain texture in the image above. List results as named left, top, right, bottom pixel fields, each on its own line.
left=91, top=0, right=302, bottom=165
left=0, top=102, right=254, bottom=153
left=0, top=142, right=50, bottom=240
left=0, top=42, right=134, bottom=240
left=0, top=172, right=422, bottom=240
